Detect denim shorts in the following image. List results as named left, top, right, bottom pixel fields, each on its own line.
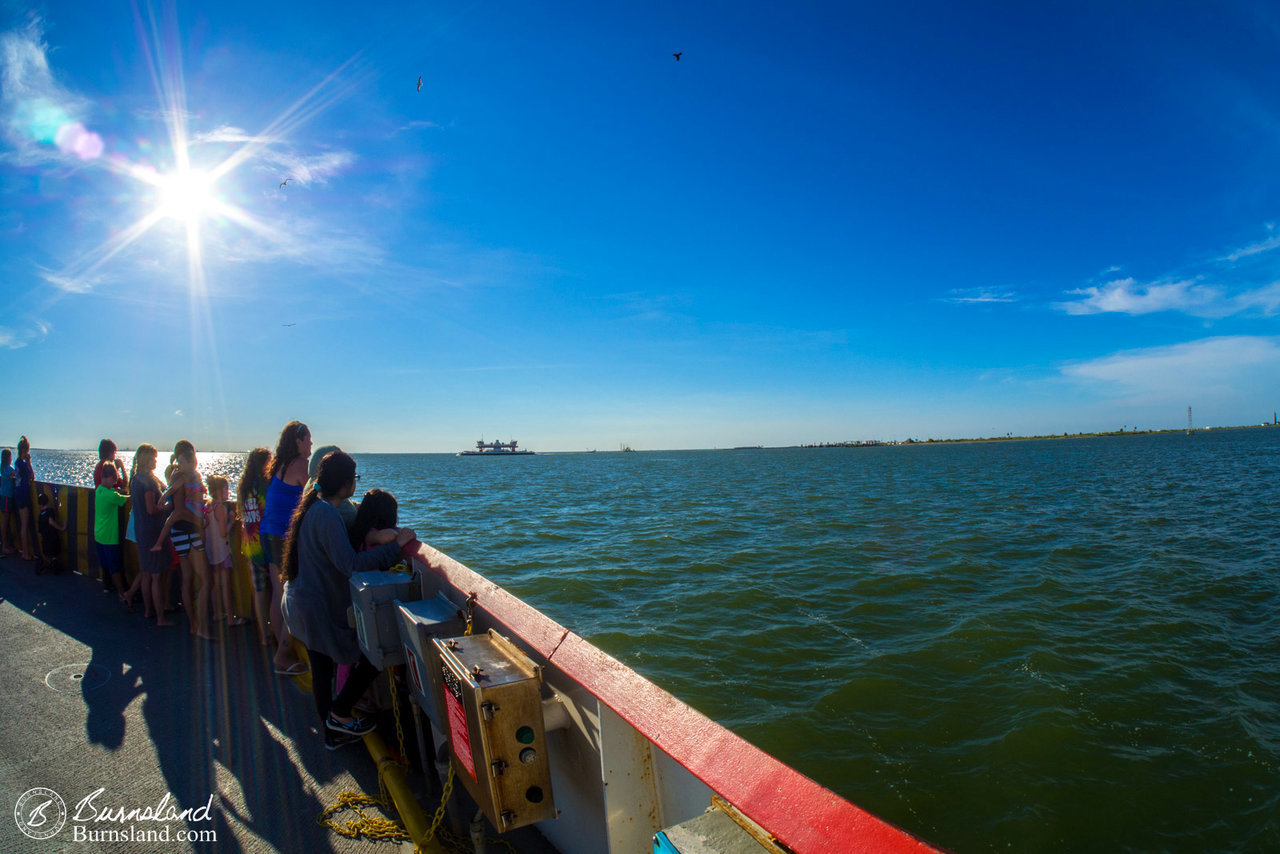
left=260, top=532, right=285, bottom=568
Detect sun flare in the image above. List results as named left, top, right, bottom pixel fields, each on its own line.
left=156, top=167, right=216, bottom=221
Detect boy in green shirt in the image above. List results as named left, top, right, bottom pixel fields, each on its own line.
left=94, top=465, right=130, bottom=603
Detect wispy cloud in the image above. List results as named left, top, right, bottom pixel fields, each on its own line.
left=1057, top=276, right=1280, bottom=317
left=1220, top=230, right=1280, bottom=262
left=1233, top=280, right=1280, bottom=314
left=1061, top=336, right=1280, bottom=400
left=1057, top=278, right=1225, bottom=316
left=0, top=320, right=49, bottom=349
left=0, top=17, right=104, bottom=165
left=37, top=266, right=112, bottom=294
left=941, top=287, right=1018, bottom=304
left=192, top=123, right=354, bottom=185
left=396, top=119, right=440, bottom=133
left=133, top=106, right=197, bottom=123
left=191, top=124, right=275, bottom=145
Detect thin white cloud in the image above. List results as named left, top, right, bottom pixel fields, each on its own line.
left=191, top=124, right=276, bottom=145
left=1233, top=280, right=1280, bottom=314
left=38, top=266, right=111, bottom=294
left=265, top=149, right=353, bottom=184
left=1221, top=231, right=1280, bottom=262
left=396, top=119, right=440, bottom=133
left=1061, top=336, right=1280, bottom=400
left=0, top=18, right=103, bottom=165
left=1058, top=278, right=1225, bottom=316
left=133, top=106, right=197, bottom=122
left=941, top=287, right=1018, bottom=304
left=1058, top=276, right=1280, bottom=318
left=0, top=320, right=50, bottom=349
left=191, top=123, right=353, bottom=185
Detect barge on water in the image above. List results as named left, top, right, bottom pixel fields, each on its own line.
left=459, top=439, right=536, bottom=456
left=21, top=478, right=942, bottom=854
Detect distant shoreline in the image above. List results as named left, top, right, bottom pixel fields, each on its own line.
left=791, top=422, right=1279, bottom=450
left=25, top=422, right=1278, bottom=456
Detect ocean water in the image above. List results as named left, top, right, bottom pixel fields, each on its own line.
left=27, top=428, right=1280, bottom=852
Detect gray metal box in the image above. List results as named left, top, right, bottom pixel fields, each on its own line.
left=430, top=631, right=556, bottom=831
left=350, top=568, right=419, bottom=668
left=396, top=594, right=463, bottom=719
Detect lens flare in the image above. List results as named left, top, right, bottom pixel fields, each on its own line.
left=156, top=167, right=215, bottom=221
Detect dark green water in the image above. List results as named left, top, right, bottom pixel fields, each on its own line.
left=37, top=428, right=1280, bottom=851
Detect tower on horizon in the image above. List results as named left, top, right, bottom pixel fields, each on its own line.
left=1187, top=405, right=1192, bottom=434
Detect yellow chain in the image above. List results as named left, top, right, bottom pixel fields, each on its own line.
left=316, top=789, right=409, bottom=844
left=317, top=590, right=489, bottom=852
left=393, top=669, right=408, bottom=764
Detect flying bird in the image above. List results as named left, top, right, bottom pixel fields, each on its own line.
left=279, top=178, right=291, bottom=188
left=673, top=52, right=682, bottom=61
left=283, top=323, right=296, bottom=327
left=417, top=76, right=423, bottom=92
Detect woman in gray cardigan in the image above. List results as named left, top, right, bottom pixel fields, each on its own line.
left=280, top=450, right=416, bottom=748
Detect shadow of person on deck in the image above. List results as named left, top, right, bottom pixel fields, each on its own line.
left=1, top=564, right=374, bottom=853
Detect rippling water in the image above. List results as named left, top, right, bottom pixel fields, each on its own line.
left=28, top=428, right=1280, bottom=852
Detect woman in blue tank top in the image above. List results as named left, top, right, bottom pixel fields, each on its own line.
left=261, top=421, right=312, bottom=675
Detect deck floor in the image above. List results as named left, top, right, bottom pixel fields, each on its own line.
left=0, top=556, right=418, bottom=853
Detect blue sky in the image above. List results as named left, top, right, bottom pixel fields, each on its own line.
left=2, top=1, right=1278, bottom=452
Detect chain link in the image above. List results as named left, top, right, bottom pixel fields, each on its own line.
left=316, top=789, right=410, bottom=844
left=393, top=668, right=408, bottom=765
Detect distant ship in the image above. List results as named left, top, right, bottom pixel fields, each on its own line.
left=458, top=438, right=535, bottom=456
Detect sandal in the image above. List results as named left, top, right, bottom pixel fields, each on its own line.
left=274, top=661, right=308, bottom=676
left=227, top=616, right=250, bottom=627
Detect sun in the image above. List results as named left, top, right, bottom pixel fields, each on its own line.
left=156, top=167, right=216, bottom=222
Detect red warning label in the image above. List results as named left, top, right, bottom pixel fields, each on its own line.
left=442, top=663, right=476, bottom=780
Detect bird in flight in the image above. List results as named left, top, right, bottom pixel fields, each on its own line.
left=283, top=323, right=296, bottom=327
left=417, top=76, right=423, bottom=92
left=279, top=178, right=291, bottom=189
left=673, top=52, right=682, bottom=61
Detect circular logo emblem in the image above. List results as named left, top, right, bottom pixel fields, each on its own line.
left=14, top=788, right=67, bottom=840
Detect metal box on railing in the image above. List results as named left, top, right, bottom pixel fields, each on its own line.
left=350, top=566, right=419, bottom=668
left=396, top=594, right=463, bottom=718
left=430, top=630, right=556, bottom=831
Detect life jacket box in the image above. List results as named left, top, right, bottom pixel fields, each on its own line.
left=430, top=630, right=556, bottom=831
left=396, top=594, right=464, bottom=722
left=350, top=567, right=420, bottom=669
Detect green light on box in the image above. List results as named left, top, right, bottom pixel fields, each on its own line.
left=516, top=725, right=535, bottom=744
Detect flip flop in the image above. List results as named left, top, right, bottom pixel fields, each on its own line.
left=227, top=616, right=250, bottom=627
left=274, top=662, right=308, bottom=677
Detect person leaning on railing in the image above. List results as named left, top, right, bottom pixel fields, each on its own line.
left=279, top=450, right=416, bottom=750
